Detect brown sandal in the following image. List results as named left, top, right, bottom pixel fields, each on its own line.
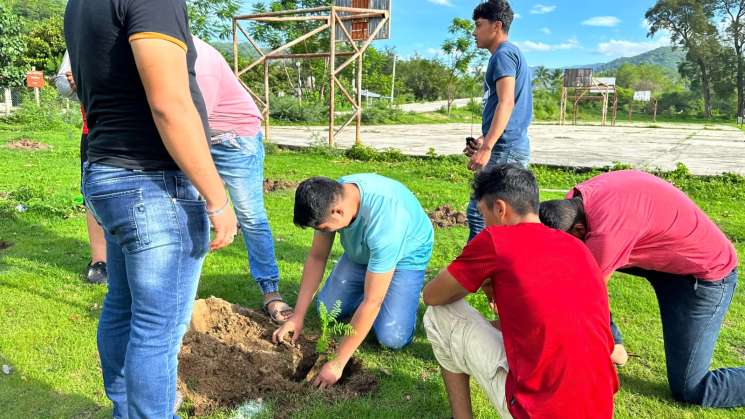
left=263, top=295, right=295, bottom=324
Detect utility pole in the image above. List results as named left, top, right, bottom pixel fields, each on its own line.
left=390, top=54, right=397, bottom=105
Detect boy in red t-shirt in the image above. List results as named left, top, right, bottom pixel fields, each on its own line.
left=423, top=164, right=618, bottom=419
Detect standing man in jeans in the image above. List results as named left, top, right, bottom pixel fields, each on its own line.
left=64, top=0, right=237, bottom=417
left=193, top=37, right=293, bottom=323
left=465, top=0, right=532, bottom=241
left=539, top=170, right=743, bottom=407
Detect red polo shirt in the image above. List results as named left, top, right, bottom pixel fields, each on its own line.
left=569, top=170, right=737, bottom=280
left=448, top=223, right=618, bottom=419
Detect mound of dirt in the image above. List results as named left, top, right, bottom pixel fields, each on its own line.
left=6, top=139, right=49, bottom=151
left=428, top=205, right=467, bottom=228
left=263, top=179, right=298, bottom=193
left=178, top=297, right=378, bottom=416
left=0, top=240, right=12, bottom=251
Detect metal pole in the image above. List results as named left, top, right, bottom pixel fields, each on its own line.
left=329, top=7, right=336, bottom=146
left=356, top=50, right=362, bottom=144
left=390, top=54, right=397, bottom=105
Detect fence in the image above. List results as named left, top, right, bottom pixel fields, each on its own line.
left=0, top=87, right=23, bottom=116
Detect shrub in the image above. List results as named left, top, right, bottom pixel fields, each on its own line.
left=269, top=95, right=326, bottom=123
left=4, top=87, right=81, bottom=130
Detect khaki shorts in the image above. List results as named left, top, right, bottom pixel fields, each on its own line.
left=423, top=299, right=512, bottom=419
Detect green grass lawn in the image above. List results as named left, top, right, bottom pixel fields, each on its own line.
left=0, top=122, right=744, bottom=418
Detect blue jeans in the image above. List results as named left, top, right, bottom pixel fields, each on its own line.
left=466, top=147, right=531, bottom=241
left=317, top=254, right=425, bottom=349
left=210, top=132, right=280, bottom=295
left=615, top=267, right=744, bottom=407
left=83, top=163, right=209, bottom=419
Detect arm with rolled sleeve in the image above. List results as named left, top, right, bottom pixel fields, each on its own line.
left=54, top=51, right=78, bottom=101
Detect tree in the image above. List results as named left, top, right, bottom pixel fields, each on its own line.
left=532, top=66, right=551, bottom=90
left=716, top=0, right=745, bottom=116
left=646, top=0, right=719, bottom=117
left=615, top=63, right=678, bottom=95
left=441, top=18, right=482, bottom=115
left=187, top=0, right=241, bottom=40
left=4, top=0, right=65, bottom=21
left=22, top=16, right=66, bottom=74
left=0, top=3, right=27, bottom=88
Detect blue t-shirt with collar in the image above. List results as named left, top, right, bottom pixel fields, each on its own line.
left=482, top=41, right=532, bottom=154
left=337, top=174, right=434, bottom=273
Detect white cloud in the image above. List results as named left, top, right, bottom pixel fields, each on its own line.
left=540, top=27, right=551, bottom=35
left=514, top=13, right=522, bottom=20
left=582, top=16, right=621, bottom=27
left=595, top=38, right=670, bottom=57
left=514, top=37, right=579, bottom=52
left=427, top=0, right=453, bottom=6
left=426, top=47, right=442, bottom=56
left=530, top=4, right=556, bottom=14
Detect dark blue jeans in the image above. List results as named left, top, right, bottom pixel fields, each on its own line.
left=614, top=267, right=744, bottom=407
left=83, top=163, right=210, bottom=418
left=466, top=147, right=530, bottom=241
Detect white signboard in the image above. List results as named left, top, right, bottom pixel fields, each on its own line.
left=633, top=91, right=652, bottom=102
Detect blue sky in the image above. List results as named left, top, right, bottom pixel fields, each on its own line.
left=240, top=1, right=672, bottom=68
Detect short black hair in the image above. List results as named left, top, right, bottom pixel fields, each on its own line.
left=472, top=164, right=538, bottom=215
left=473, top=0, right=514, bottom=34
left=539, top=196, right=585, bottom=231
left=294, top=177, right=344, bottom=228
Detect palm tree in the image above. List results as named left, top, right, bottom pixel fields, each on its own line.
left=532, top=66, right=551, bottom=90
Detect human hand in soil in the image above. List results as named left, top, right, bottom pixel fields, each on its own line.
left=272, top=317, right=303, bottom=344
left=468, top=145, right=491, bottom=171
left=313, top=359, right=345, bottom=389
left=463, top=136, right=483, bottom=157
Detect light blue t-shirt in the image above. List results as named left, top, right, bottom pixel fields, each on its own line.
left=338, top=174, right=434, bottom=273
left=482, top=41, right=532, bottom=154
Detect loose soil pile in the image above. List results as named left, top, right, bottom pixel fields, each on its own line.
left=5, top=139, right=49, bottom=151
left=263, top=179, right=298, bottom=193
left=428, top=205, right=467, bottom=228
left=178, top=297, right=378, bottom=416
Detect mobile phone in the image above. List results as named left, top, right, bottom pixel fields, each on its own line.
left=466, top=136, right=477, bottom=147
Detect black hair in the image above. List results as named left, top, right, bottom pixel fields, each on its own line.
left=473, top=0, right=514, bottom=34
left=472, top=164, right=538, bottom=216
left=538, top=196, right=586, bottom=231
left=293, top=177, right=344, bottom=228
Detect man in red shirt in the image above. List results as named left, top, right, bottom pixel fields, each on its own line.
left=423, top=164, right=618, bottom=419
left=539, top=170, right=743, bottom=407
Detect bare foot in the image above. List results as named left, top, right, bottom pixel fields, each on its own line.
left=611, top=343, right=629, bottom=367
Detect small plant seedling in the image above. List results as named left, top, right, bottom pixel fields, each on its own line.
left=316, top=300, right=355, bottom=356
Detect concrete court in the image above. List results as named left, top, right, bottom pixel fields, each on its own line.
left=267, top=121, right=745, bottom=176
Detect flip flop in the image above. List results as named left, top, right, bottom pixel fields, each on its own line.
left=263, top=295, right=294, bottom=325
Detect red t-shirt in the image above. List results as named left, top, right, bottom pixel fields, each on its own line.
left=448, top=223, right=618, bottom=419
left=570, top=170, right=737, bottom=280
left=80, top=105, right=89, bottom=135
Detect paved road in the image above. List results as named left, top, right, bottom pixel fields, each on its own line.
left=266, top=122, right=745, bottom=176
left=399, top=98, right=481, bottom=113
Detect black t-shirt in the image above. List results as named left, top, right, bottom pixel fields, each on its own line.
left=64, top=0, right=209, bottom=170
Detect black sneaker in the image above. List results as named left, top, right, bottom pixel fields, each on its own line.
left=85, top=261, right=107, bottom=284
